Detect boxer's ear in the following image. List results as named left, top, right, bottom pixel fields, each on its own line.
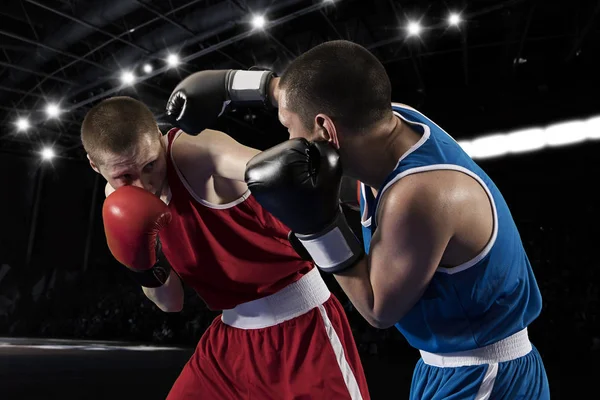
left=315, top=114, right=340, bottom=149
left=87, top=154, right=100, bottom=174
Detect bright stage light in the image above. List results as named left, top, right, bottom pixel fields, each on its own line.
left=407, top=21, right=422, bottom=37
left=252, top=15, right=266, bottom=29
left=46, top=103, right=60, bottom=118
left=121, top=71, right=135, bottom=85
left=41, top=147, right=55, bottom=161
left=448, top=13, right=462, bottom=26
left=15, top=117, right=30, bottom=132
left=167, top=54, right=180, bottom=68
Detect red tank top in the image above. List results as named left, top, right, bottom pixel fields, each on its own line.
left=158, top=129, right=313, bottom=310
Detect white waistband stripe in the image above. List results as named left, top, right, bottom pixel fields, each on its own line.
left=221, top=268, right=330, bottom=329
left=419, top=328, right=532, bottom=368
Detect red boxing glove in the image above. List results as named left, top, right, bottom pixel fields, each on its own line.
left=102, top=186, right=172, bottom=287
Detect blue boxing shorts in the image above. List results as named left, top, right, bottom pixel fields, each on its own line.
left=410, top=329, right=550, bottom=399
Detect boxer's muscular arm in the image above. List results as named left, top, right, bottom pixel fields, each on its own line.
left=104, top=183, right=184, bottom=313
left=172, top=129, right=260, bottom=183
left=333, top=175, right=454, bottom=329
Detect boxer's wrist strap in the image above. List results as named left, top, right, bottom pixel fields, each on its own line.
left=295, top=209, right=364, bottom=274
left=127, top=263, right=171, bottom=288
left=227, top=70, right=276, bottom=108
left=127, top=237, right=172, bottom=288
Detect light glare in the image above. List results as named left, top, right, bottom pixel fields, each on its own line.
left=458, top=115, right=600, bottom=160
left=252, top=15, right=266, bottom=29
left=121, top=71, right=135, bottom=85
left=41, top=147, right=55, bottom=160
left=16, top=117, right=30, bottom=131
left=407, top=21, right=422, bottom=36
left=46, top=103, right=60, bottom=118
left=448, top=13, right=462, bottom=26
left=167, top=54, right=180, bottom=67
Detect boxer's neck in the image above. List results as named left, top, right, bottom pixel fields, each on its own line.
left=343, top=115, right=419, bottom=190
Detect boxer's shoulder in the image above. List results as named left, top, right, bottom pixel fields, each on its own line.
left=377, top=169, right=481, bottom=224
left=169, top=129, right=247, bottom=203
left=170, top=129, right=216, bottom=179
left=377, top=169, right=493, bottom=265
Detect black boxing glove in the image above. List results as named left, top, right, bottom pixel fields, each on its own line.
left=245, top=139, right=364, bottom=273
left=166, top=69, right=276, bottom=135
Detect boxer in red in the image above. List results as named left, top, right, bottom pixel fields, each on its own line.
left=80, top=96, right=370, bottom=399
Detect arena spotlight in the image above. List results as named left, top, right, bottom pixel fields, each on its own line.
left=120, top=70, right=135, bottom=85
left=143, top=63, right=153, bottom=74
left=448, top=13, right=462, bottom=26
left=45, top=103, right=60, bottom=118
left=407, top=21, right=422, bottom=37
left=459, top=114, right=600, bottom=160
left=252, top=15, right=266, bottom=29
left=166, top=54, right=180, bottom=68
left=40, top=147, right=55, bottom=161
left=15, top=117, right=30, bottom=132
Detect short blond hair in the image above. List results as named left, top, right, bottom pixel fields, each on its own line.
left=81, top=96, right=158, bottom=164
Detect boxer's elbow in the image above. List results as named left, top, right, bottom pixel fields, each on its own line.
left=367, top=298, right=409, bottom=329
left=353, top=302, right=398, bottom=329
left=370, top=319, right=395, bottom=330
left=364, top=313, right=397, bottom=330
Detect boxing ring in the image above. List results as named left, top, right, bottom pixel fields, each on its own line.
left=0, top=337, right=193, bottom=399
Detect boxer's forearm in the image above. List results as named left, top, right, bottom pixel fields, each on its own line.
left=332, top=257, right=383, bottom=328
left=142, top=269, right=184, bottom=312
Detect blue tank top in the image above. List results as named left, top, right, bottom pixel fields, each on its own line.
left=359, top=104, right=542, bottom=353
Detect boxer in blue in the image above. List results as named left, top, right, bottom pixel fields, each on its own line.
left=166, top=39, right=550, bottom=399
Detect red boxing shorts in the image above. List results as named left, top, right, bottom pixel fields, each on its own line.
left=166, top=268, right=370, bottom=399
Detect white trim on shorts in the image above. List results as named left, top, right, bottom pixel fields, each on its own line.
left=317, top=304, right=364, bottom=400
left=419, top=328, right=532, bottom=368
left=475, top=363, right=499, bottom=400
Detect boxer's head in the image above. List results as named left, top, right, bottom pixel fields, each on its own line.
left=81, top=96, right=167, bottom=195
left=278, top=40, right=393, bottom=159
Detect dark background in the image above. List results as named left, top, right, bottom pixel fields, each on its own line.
left=1, top=0, right=600, bottom=398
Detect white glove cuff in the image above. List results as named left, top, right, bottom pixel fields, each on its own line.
left=295, top=209, right=364, bottom=273
left=228, top=70, right=275, bottom=106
